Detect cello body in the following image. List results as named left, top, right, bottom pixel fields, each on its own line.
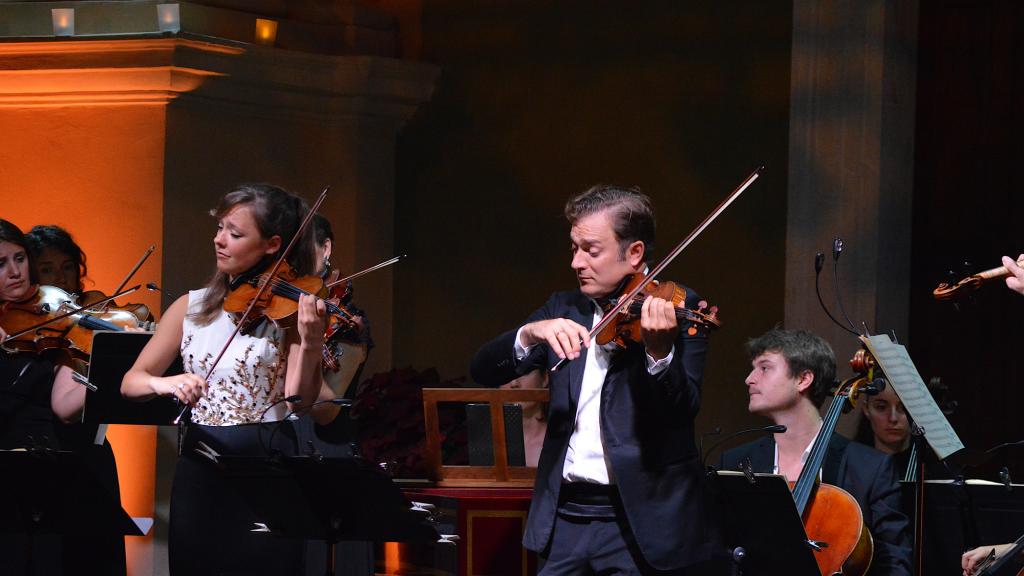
left=802, top=483, right=873, bottom=576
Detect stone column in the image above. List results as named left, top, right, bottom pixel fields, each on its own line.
left=785, top=0, right=919, bottom=376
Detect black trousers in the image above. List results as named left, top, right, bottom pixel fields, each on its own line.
left=539, top=483, right=728, bottom=576
left=170, top=422, right=304, bottom=576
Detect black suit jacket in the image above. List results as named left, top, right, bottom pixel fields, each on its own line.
left=720, top=434, right=912, bottom=576
left=470, top=288, right=716, bottom=571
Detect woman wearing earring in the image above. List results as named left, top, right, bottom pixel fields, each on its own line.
left=122, top=184, right=327, bottom=576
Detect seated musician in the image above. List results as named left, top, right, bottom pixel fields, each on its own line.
left=311, top=214, right=372, bottom=399
left=854, top=381, right=912, bottom=475
left=719, top=328, right=912, bottom=576
left=24, top=224, right=87, bottom=294
left=0, top=218, right=126, bottom=576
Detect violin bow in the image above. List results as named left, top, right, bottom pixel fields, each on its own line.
left=324, top=254, right=407, bottom=290
left=94, top=245, right=156, bottom=312
left=174, top=186, right=330, bottom=425
left=1, top=285, right=142, bottom=343
left=551, top=166, right=764, bottom=371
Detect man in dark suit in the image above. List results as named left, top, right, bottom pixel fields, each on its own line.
left=471, top=185, right=721, bottom=575
left=719, top=329, right=912, bottom=576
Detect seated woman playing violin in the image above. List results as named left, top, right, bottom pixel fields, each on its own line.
left=24, top=224, right=88, bottom=295
left=0, top=218, right=127, bottom=575
left=121, top=183, right=328, bottom=576
left=0, top=219, right=80, bottom=444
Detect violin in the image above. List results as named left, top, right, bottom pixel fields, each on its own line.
left=933, top=256, right=1024, bottom=300
left=175, top=186, right=331, bottom=425
left=223, top=260, right=362, bottom=374
left=596, top=273, right=720, bottom=349
left=73, top=243, right=158, bottom=324
left=78, top=289, right=154, bottom=325
left=0, top=284, right=146, bottom=360
left=551, top=166, right=763, bottom=371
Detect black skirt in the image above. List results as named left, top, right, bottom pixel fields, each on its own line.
left=170, top=421, right=305, bottom=576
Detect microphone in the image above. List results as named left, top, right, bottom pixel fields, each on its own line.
left=813, top=241, right=860, bottom=337
left=702, top=424, right=786, bottom=469
left=265, top=397, right=353, bottom=457
left=832, top=237, right=844, bottom=261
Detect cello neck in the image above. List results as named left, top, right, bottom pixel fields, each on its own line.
left=791, top=388, right=848, bottom=515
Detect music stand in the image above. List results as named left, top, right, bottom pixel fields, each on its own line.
left=0, top=448, right=148, bottom=573
left=908, top=479, right=1024, bottom=575
left=706, top=470, right=819, bottom=576
left=83, top=331, right=181, bottom=425
left=210, top=452, right=441, bottom=576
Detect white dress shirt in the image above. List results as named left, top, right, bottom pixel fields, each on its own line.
left=514, top=300, right=673, bottom=484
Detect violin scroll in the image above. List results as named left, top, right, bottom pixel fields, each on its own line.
left=933, top=256, right=1024, bottom=301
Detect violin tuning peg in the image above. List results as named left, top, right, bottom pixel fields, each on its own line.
left=697, top=300, right=708, bottom=310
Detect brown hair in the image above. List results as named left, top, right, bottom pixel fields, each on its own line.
left=564, top=185, right=656, bottom=261
left=191, top=184, right=316, bottom=325
left=746, top=329, right=837, bottom=407
left=0, top=219, right=34, bottom=286
left=24, top=225, right=87, bottom=293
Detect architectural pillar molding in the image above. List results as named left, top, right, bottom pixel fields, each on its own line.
left=0, top=35, right=437, bottom=119
left=785, top=0, right=919, bottom=377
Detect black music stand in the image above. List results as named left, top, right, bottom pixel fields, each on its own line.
left=706, top=470, right=820, bottom=576
left=0, top=449, right=149, bottom=572
left=82, top=331, right=181, bottom=425
left=907, top=479, right=1024, bottom=576
left=208, top=452, right=441, bottom=576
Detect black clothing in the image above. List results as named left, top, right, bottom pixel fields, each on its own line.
left=471, top=288, right=718, bottom=572
left=0, top=352, right=58, bottom=449
left=721, top=433, right=913, bottom=576
left=170, top=422, right=305, bottom=576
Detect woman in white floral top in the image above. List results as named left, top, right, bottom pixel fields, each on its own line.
left=122, top=183, right=327, bottom=575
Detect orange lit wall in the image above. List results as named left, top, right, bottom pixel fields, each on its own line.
left=0, top=33, right=434, bottom=575
left=1, top=103, right=166, bottom=573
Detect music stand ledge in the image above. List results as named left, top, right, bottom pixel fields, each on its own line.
left=422, top=388, right=549, bottom=487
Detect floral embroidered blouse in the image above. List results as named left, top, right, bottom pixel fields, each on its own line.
left=181, top=288, right=288, bottom=425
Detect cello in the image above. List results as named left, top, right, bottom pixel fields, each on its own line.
left=792, top=374, right=875, bottom=576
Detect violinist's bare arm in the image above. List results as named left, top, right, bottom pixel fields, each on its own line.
left=284, top=293, right=328, bottom=414
left=122, top=294, right=205, bottom=405
left=51, top=363, right=84, bottom=423
left=519, top=318, right=590, bottom=361
left=311, top=380, right=340, bottom=425
left=1003, top=254, right=1024, bottom=295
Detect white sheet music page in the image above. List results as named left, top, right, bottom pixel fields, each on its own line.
left=859, top=334, right=965, bottom=459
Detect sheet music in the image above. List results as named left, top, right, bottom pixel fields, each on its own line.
left=860, top=335, right=964, bottom=459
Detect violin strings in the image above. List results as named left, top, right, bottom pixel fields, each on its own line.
left=260, top=276, right=355, bottom=321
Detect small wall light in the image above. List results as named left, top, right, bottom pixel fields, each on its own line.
left=254, top=18, right=278, bottom=46
left=51, top=8, right=75, bottom=37
left=157, top=4, right=181, bottom=33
